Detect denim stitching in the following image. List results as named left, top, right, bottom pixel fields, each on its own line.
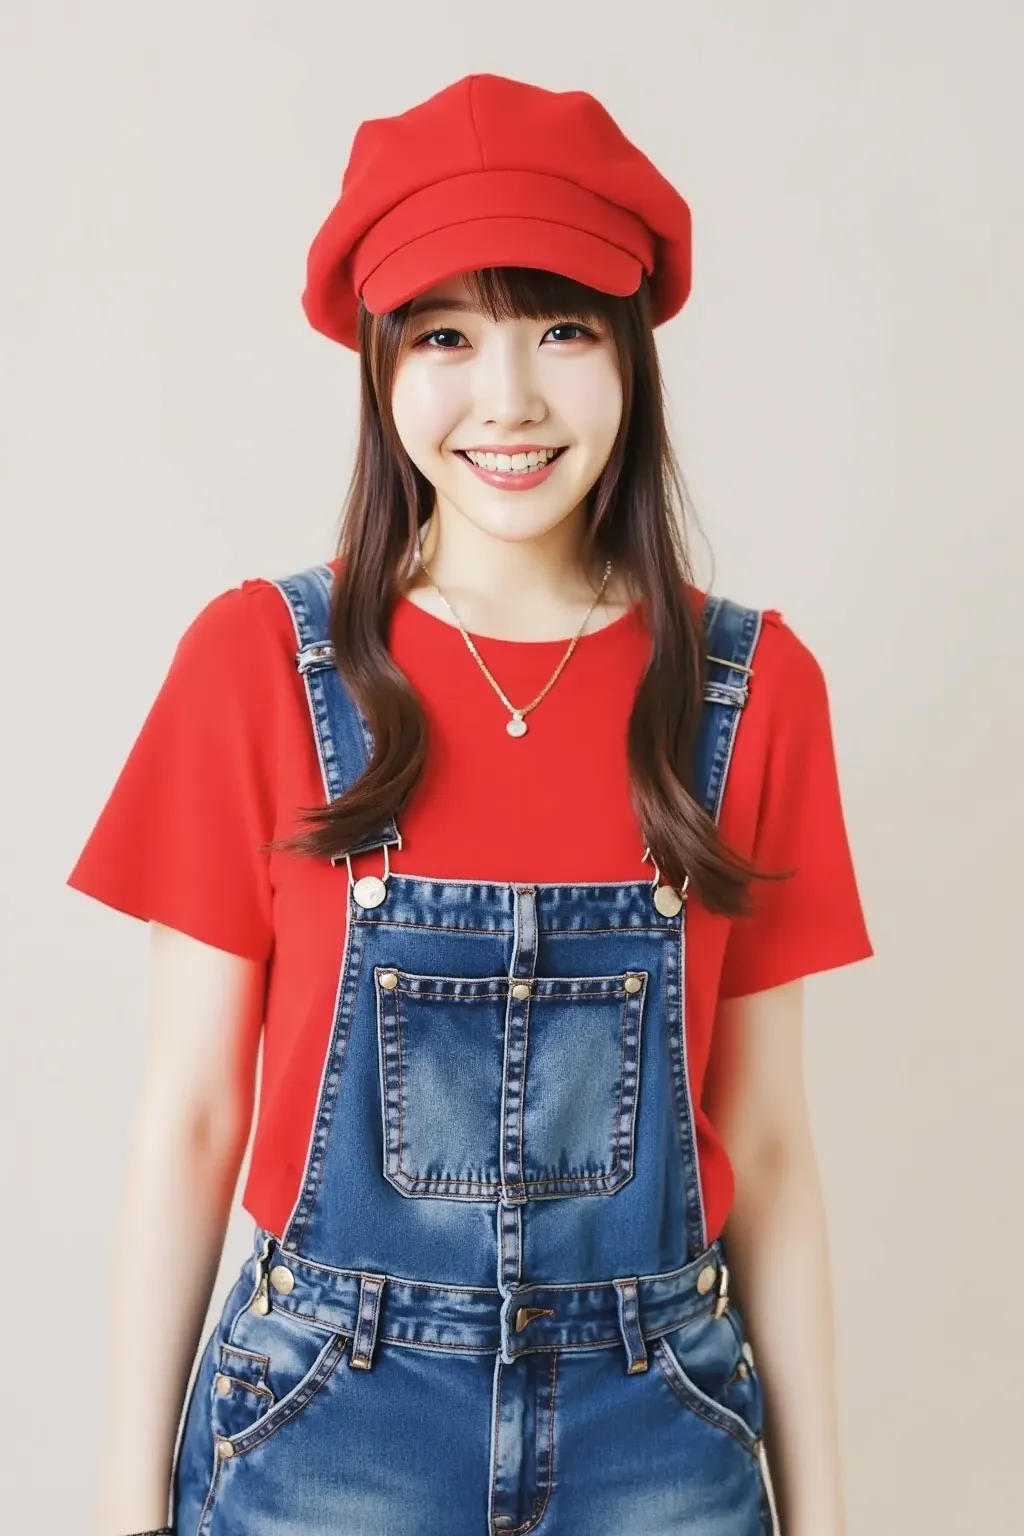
left=219, top=1343, right=270, bottom=1370
left=357, top=920, right=672, bottom=936
left=500, top=1349, right=559, bottom=1536
left=288, top=939, right=365, bottom=1250
left=652, top=1337, right=758, bottom=1458
left=226, top=1335, right=349, bottom=1458
left=379, top=972, right=646, bottom=1197
left=215, top=1375, right=274, bottom=1402
left=195, top=1451, right=222, bottom=1536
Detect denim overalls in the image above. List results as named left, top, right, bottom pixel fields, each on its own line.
left=173, top=565, right=781, bottom=1536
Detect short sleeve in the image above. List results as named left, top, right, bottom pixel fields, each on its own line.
left=718, top=619, right=874, bottom=999
left=66, top=585, right=276, bottom=961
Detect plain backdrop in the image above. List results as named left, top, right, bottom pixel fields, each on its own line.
left=2, top=3, right=1021, bottom=1532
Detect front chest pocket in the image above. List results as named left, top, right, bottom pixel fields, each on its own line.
left=374, top=967, right=648, bottom=1200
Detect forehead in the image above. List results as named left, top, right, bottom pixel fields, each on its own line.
left=406, top=276, right=486, bottom=319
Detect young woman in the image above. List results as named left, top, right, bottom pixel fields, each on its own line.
left=69, top=73, right=873, bottom=1536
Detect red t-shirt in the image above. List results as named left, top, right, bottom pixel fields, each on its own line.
left=67, top=559, right=873, bottom=1244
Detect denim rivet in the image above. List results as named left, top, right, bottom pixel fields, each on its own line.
left=353, top=875, right=387, bottom=909
left=624, top=975, right=642, bottom=994
left=511, top=982, right=531, bottom=1000
left=379, top=970, right=399, bottom=991
left=216, top=1438, right=235, bottom=1459
left=696, top=1264, right=717, bottom=1295
left=214, top=1373, right=232, bottom=1397
left=737, top=1361, right=749, bottom=1378
left=653, top=884, right=684, bottom=917
left=269, top=1265, right=295, bottom=1295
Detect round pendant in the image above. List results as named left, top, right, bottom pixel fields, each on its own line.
left=352, top=874, right=387, bottom=909
left=653, top=884, right=684, bottom=917
left=506, top=714, right=528, bottom=738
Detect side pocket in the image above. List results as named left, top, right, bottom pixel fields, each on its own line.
left=652, top=1303, right=765, bottom=1458
left=214, top=1307, right=350, bottom=1458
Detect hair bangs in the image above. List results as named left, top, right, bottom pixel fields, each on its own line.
left=418, top=266, right=625, bottom=328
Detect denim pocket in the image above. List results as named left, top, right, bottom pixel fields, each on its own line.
left=208, top=1343, right=274, bottom=1442
left=212, top=1307, right=349, bottom=1457
left=374, top=967, right=647, bottom=1200
left=652, top=1301, right=765, bottom=1458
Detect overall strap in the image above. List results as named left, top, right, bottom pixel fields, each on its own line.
left=693, top=595, right=763, bottom=823
left=268, top=563, right=401, bottom=859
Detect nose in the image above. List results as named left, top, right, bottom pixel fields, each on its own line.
left=473, top=331, right=545, bottom=428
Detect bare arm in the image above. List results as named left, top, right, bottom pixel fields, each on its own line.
left=92, top=922, right=265, bottom=1536
left=705, top=979, right=847, bottom=1536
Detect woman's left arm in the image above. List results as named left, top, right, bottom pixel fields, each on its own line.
left=705, top=977, right=847, bottom=1536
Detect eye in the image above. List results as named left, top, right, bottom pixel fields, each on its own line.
left=543, top=322, right=597, bottom=343
left=413, top=328, right=466, bottom=349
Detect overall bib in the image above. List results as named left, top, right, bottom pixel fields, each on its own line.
left=173, top=565, right=781, bottom=1536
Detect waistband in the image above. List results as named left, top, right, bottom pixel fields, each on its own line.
left=244, top=1228, right=731, bottom=1375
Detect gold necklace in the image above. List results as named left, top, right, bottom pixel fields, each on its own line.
left=415, top=532, right=613, bottom=738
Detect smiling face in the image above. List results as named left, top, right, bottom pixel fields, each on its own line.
left=389, top=272, right=625, bottom=548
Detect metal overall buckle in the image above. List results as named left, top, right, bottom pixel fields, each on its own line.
left=343, top=828, right=403, bottom=909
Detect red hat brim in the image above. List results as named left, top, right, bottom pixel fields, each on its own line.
left=361, top=217, right=644, bottom=318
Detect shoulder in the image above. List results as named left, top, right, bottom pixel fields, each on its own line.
left=687, top=585, right=826, bottom=687
left=750, top=608, right=828, bottom=705
left=172, top=572, right=303, bottom=658
left=685, top=584, right=831, bottom=738
left=158, top=575, right=306, bottom=730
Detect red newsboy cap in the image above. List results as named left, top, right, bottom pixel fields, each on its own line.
left=302, top=73, right=693, bottom=350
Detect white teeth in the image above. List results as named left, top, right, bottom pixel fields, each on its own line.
left=463, top=447, right=560, bottom=474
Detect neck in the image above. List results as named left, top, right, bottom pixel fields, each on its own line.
left=402, top=502, right=632, bottom=643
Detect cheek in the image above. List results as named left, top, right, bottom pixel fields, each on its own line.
left=391, top=361, right=464, bottom=465
left=555, top=356, right=624, bottom=453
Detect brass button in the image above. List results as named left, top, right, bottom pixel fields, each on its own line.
left=510, top=982, right=531, bottom=1001
left=653, top=884, right=684, bottom=917
left=696, top=1263, right=717, bottom=1295
left=353, top=875, right=387, bottom=909
left=378, top=970, right=399, bottom=990
left=214, top=1372, right=232, bottom=1397
left=269, top=1265, right=295, bottom=1295
left=623, top=974, right=642, bottom=994
left=216, top=1437, right=235, bottom=1460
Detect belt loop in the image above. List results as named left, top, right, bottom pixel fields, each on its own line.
left=349, top=1273, right=386, bottom=1370
left=612, top=1277, right=648, bottom=1374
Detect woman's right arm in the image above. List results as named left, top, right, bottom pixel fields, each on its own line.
left=92, top=921, right=266, bottom=1536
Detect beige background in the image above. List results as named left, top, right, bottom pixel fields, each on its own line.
left=2, top=2, right=1021, bottom=1531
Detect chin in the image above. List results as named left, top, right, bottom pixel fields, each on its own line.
left=461, top=499, right=585, bottom=541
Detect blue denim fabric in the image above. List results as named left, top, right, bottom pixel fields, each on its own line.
left=173, top=566, right=781, bottom=1534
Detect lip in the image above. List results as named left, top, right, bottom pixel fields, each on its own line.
left=454, top=446, right=567, bottom=492
left=455, top=444, right=567, bottom=455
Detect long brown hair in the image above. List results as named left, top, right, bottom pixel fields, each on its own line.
left=267, top=266, right=790, bottom=916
